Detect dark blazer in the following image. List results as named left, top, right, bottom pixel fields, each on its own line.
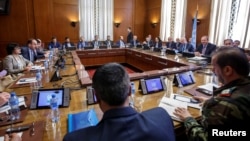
left=166, top=41, right=176, bottom=49
left=77, top=41, right=88, bottom=49
left=143, top=40, right=154, bottom=49
left=63, top=107, right=175, bottom=141
left=196, top=43, right=216, bottom=56
left=48, top=42, right=61, bottom=49
left=91, top=40, right=102, bottom=47
left=21, top=47, right=44, bottom=62
left=178, top=43, right=194, bottom=53
left=127, top=32, right=133, bottom=43
left=130, top=39, right=140, bottom=47
left=62, top=42, right=75, bottom=48
left=175, top=42, right=181, bottom=49
left=104, top=40, right=113, bottom=46
left=153, top=41, right=162, bottom=51
left=116, top=40, right=126, bottom=47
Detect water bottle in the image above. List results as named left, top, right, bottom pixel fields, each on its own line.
left=36, top=69, right=42, bottom=87
left=44, top=60, right=49, bottom=70
left=9, top=92, right=20, bottom=120
left=129, top=82, right=135, bottom=108
left=131, top=82, right=136, bottom=96
left=50, top=94, right=60, bottom=122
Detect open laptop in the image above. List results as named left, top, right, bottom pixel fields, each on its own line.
left=112, top=45, right=120, bottom=48
left=99, top=46, right=107, bottom=49
left=66, top=46, right=76, bottom=51
left=182, top=52, right=195, bottom=57
left=166, top=49, right=177, bottom=55
left=84, top=46, right=94, bottom=50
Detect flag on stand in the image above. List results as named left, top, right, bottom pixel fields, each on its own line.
left=191, top=10, right=198, bottom=49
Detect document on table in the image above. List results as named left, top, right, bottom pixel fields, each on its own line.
left=16, top=77, right=37, bottom=85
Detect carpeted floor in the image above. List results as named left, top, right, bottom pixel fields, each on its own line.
left=86, top=65, right=139, bottom=79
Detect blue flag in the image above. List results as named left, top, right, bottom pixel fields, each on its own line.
left=191, top=10, right=198, bottom=49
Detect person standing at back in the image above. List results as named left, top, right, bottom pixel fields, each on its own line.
left=127, top=27, right=133, bottom=43
left=63, top=63, right=175, bottom=141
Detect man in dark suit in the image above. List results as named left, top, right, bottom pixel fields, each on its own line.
left=48, top=37, right=61, bottom=49
left=127, top=27, right=133, bottom=43
left=104, top=35, right=113, bottom=47
left=129, top=35, right=140, bottom=47
left=91, top=35, right=102, bottom=48
left=166, top=37, right=176, bottom=49
left=62, top=37, right=75, bottom=49
left=116, top=36, right=126, bottom=48
left=178, top=37, right=194, bottom=53
left=77, top=36, right=88, bottom=49
left=21, top=38, right=44, bottom=63
left=195, top=36, right=216, bottom=57
left=63, top=63, right=175, bottom=141
left=142, top=36, right=154, bottom=50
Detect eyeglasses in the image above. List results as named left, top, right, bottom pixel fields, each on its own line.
left=14, top=47, right=21, bottom=50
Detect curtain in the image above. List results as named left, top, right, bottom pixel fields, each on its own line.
left=231, top=0, right=250, bottom=48
left=208, top=0, right=232, bottom=46
left=160, top=0, right=172, bottom=41
left=160, top=0, right=187, bottom=41
left=79, top=0, right=113, bottom=41
left=174, top=0, right=187, bottom=38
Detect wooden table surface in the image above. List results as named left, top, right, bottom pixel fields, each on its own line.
left=0, top=50, right=214, bottom=141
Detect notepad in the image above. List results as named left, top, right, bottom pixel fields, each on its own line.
left=159, top=97, right=187, bottom=122
left=16, top=77, right=37, bottom=84
left=68, top=109, right=99, bottom=132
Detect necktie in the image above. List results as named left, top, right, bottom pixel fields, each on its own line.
left=29, top=49, right=34, bottom=62
left=134, top=40, right=136, bottom=46
left=202, top=45, right=207, bottom=55
left=182, top=44, right=186, bottom=52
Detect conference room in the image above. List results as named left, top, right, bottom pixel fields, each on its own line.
left=0, top=0, right=250, bottom=141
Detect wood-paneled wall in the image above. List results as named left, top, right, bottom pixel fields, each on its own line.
left=186, top=0, right=212, bottom=45
left=0, top=0, right=79, bottom=58
left=144, top=0, right=161, bottom=41
left=0, top=0, right=211, bottom=58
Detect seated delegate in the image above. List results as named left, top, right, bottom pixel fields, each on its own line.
left=3, top=43, right=32, bottom=75
left=63, top=63, right=175, bottom=141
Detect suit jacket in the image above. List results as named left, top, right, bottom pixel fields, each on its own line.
left=104, top=40, right=113, bottom=46
left=153, top=41, right=162, bottom=52
left=143, top=40, right=154, bottom=49
left=91, top=40, right=102, bottom=47
left=166, top=41, right=176, bottom=49
left=129, top=40, right=140, bottom=47
left=63, top=107, right=175, bottom=141
left=77, top=41, right=88, bottom=49
left=196, top=43, right=216, bottom=56
left=62, top=42, right=75, bottom=48
left=48, top=42, right=61, bottom=49
left=178, top=43, right=194, bottom=53
left=116, top=40, right=126, bottom=47
left=127, top=32, right=133, bottom=43
left=175, top=42, right=181, bottom=49
left=21, top=47, right=44, bottom=62
left=3, top=55, right=32, bottom=74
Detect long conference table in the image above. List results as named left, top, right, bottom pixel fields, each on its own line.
left=1, top=48, right=215, bottom=141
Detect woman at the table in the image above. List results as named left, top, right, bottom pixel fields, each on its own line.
left=3, top=43, right=33, bottom=75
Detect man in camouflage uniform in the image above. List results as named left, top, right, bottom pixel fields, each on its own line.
left=174, top=47, right=250, bottom=140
